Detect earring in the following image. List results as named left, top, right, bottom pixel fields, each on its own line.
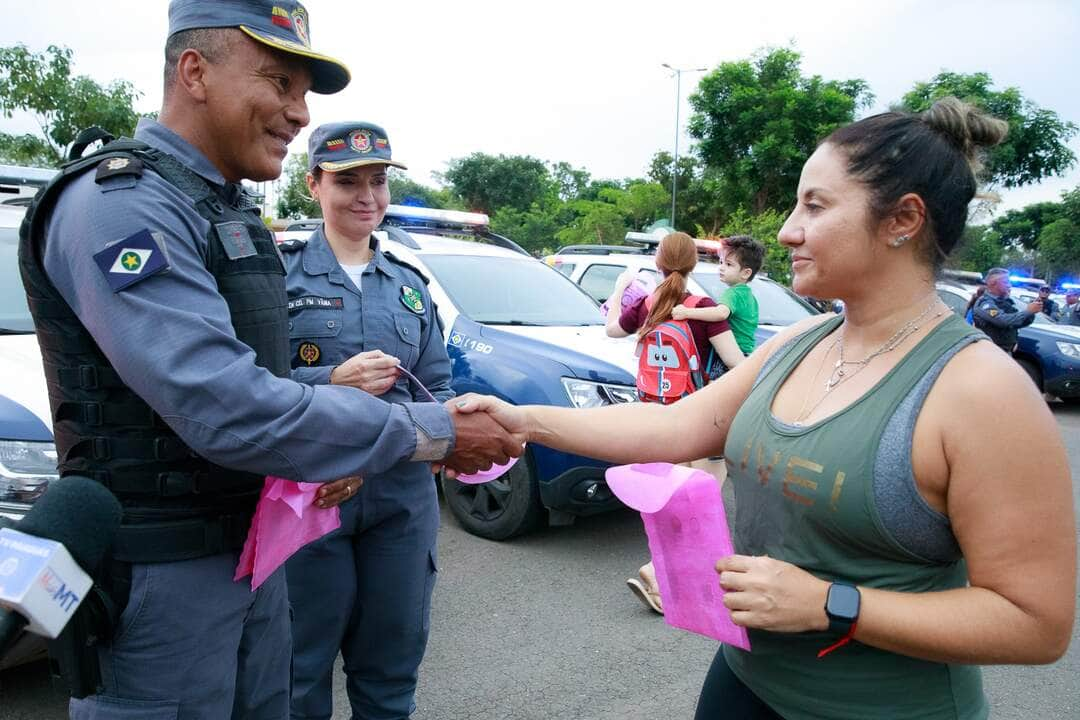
left=890, top=235, right=910, bottom=248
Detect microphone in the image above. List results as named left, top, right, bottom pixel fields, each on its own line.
left=0, top=476, right=122, bottom=658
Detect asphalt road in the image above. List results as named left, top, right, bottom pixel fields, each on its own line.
left=2, top=403, right=1078, bottom=719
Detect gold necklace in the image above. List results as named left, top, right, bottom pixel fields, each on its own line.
left=793, top=300, right=945, bottom=424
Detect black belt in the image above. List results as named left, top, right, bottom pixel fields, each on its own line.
left=111, top=512, right=253, bottom=563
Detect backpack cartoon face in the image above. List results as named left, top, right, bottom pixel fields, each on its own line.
left=635, top=321, right=703, bottom=404
left=643, top=341, right=685, bottom=370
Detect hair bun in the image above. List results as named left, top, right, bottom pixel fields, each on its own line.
left=921, top=96, right=1008, bottom=173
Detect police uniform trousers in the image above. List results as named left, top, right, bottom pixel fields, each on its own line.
left=286, top=462, right=439, bottom=720
left=70, top=554, right=291, bottom=719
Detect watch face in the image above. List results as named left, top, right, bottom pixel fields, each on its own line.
left=826, top=583, right=860, bottom=621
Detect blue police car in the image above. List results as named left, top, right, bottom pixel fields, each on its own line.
left=937, top=281, right=1080, bottom=403
left=373, top=206, right=638, bottom=539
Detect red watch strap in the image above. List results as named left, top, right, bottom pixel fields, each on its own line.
left=817, top=621, right=857, bottom=658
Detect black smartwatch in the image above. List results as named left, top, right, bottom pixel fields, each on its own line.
left=824, top=582, right=861, bottom=635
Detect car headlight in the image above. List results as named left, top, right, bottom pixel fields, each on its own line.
left=1056, top=342, right=1080, bottom=358
left=0, top=440, right=58, bottom=505
left=561, top=378, right=638, bottom=408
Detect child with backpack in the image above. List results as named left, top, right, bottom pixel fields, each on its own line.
left=603, top=232, right=744, bottom=613
left=672, top=235, right=764, bottom=365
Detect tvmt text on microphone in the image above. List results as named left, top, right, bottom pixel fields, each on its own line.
left=0, top=526, right=92, bottom=638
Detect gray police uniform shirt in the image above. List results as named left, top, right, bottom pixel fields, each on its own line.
left=283, top=226, right=454, bottom=406
left=42, top=118, right=453, bottom=483
left=971, top=291, right=1035, bottom=349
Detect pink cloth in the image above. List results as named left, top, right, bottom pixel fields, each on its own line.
left=605, top=462, right=750, bottom=650
left=454, top=457, right=519, bottom=484
left=234, top=476, right=341, bottom=590
left=599, top=274, right=656, bottom=318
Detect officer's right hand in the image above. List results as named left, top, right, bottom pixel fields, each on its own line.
left=330, top=350, right=400, bottom=395
left=1027, top=301, right=1044, bottom=314
left=442, top=399, right=526, bottom=476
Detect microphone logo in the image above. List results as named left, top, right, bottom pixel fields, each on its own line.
left=0, top=558, right=16, bottom=577
left=39, top=568, right=80, bottom=613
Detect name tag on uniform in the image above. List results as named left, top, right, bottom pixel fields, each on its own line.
left=93, top=228, right=170, bottom=292
left=215, top=222, right=258, bottom=260
left=287, top=296, right=344, bottom=311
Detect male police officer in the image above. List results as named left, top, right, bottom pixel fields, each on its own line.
left=1037, top=285, right=1060, bottom=321
left=18, top=1, right=521, bottom=717
left=972, top=267, right=1040, bottom=353
left=1063, top=290, right=1080, bottom=326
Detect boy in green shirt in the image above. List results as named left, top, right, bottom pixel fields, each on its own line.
left=673, top=235, right=764, bottom=358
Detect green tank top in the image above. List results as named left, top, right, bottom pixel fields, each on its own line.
left=721, top=314, right=989, bottom=720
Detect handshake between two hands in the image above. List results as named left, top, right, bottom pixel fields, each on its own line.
left=315, top=394, right=526, bottom=508
left=438, top=394, right=528, bottom=478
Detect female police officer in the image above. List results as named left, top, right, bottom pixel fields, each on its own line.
left=282, top=121, right=453, bottom=720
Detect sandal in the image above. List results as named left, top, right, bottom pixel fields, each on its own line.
left=626, top=577, right=664, bottom=615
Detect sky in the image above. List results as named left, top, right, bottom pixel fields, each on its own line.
left=5, top=0, right=1080, bottom=216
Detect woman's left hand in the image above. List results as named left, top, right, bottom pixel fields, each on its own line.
left=316, top=476, right=363, bottom=508
left=717, top=554, right=831, bottom=633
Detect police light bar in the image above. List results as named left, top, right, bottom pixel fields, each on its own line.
left=625, top=231, right=665, bottom=245
left=1008, top=274, right=1046, bottom=284
left=384, top=204, right=489, bottom=227
left=1061, top=282, right=1080, bottom=290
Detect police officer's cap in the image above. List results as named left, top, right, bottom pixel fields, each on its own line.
left=168, top=0, right=350, bottom=94
left=308, top=122, right=408, bottom=173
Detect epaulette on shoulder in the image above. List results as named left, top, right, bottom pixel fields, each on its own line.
left=383, top=250, right=431, bottom=286
left=278, top=238, right=309, bottom=252
left=94, top=155, right=144, bottom=184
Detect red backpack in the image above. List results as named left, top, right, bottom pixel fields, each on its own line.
left=635, top=295, right=708, bottom=404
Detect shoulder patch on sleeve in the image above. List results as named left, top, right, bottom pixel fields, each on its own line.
left=94, top=155, right=143, bottom=184
left=278, top=238, right=308, bottom=253
left=382, top=250, right=430, bottom=285
left=93, top=228, right=170, bottom=292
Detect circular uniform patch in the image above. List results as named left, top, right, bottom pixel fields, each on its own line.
left=119, top=251, right=143, bottom=271
left=298, top=341, right=321, bottom=366
left=349, top=129, right=373, bottom=154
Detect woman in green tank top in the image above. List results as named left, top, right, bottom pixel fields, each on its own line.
left=453, top=98, right=1076, bottom=719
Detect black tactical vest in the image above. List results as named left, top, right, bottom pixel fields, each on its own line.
left=18, top=138, right=290, bottom=562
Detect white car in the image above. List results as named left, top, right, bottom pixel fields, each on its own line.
left=544, top=244, right=819, bottom=346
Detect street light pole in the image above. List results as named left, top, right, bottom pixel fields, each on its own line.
left=661, top=64, right=707, bottom=230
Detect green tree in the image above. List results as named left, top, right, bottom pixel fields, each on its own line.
left=388, top=170, right=455, bottom=209
left=555, top=200, right=627, bottom=247
left=1037, top=218, right=1080, bottom=280
left=441, top=153, right=553, bottom=214
left=687, top=47, right=872, bottom=215
left=490, top=206, right=560, bottom=255
left=611, top=182, right=670, bottom=230
left=901, top=71, right=1077, bottom=188
left=948, top=225, right=1004, bottom=273
left=990, top=201, right=1064, bottom=250
left=276, top=153, right=320, bottom=219
left=646, top=150, right=698, bottom=225
left=550, top=161, right=591, bottom=202
left=0, top=44, right=142, bottom=167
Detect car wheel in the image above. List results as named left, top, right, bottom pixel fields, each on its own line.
left=1015, top=358, right=1042, bottom=391
left=441, top=449, right=543, bottom=540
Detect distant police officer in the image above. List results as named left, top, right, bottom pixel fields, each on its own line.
left=17, top=2, right=521, bottom=717
left=283, top=123, right=451, bottom=720
left=972, top=267, right=1039, bottom=353
left=1037, top=285, right=1060, bottom=321
left=1063, top=290, right=1080, bottom=326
